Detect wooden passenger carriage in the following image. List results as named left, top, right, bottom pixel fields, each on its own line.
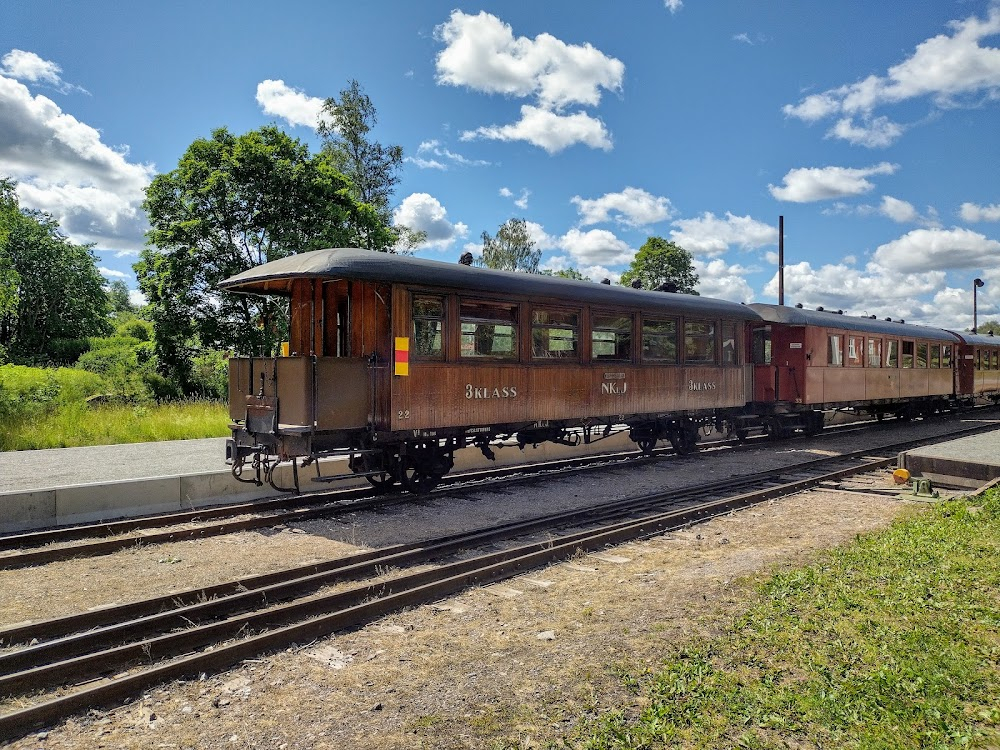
left=950, top=331, right=1000, bottom=403
left=748, top=304, right=962, bottom=422
left=221, top=248, right=760, bottom=492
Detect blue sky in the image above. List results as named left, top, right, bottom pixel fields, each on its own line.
left=3, top=1, right=1000, bottom=329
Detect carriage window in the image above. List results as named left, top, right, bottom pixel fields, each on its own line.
left=828, top=335, right=843, bottom=367
left=847, top=336, right=863, bottom=366
left=994, top=350, right=999, bottom=369
left=751, top=326, right=771, bottom=365
left=531, top=309, right=579, bottom=359
left=685, top=321, right=716, bottom=364
left=887, top=340, right=899, bottom=367
left=942, top=345, right=952, bottom=368
left=975, top=350, right=982, bottom=370
left=930, top=344, right=941, bottom=368
left=460, top=300, right=517, bottom=360
left=722, top=322, right=738, bottom=365
left=916, top=342, right=928, bottom=368
left=902, top=341, right=915, bottom=368
left=867, top=338, right=882, bottom=367
left=592, top=313, right=632, bottom=361
left=412, top=294, right=445, bottom=358
left=643, top=318, right=678, bottom=363
left=984, top=349, right=992, bottom=371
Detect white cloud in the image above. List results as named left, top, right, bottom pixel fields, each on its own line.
left=0, top=72, right=153, bottom=251
left=434, top=10, right=624, bottom=110
left=461, top=106, right=611, bottom=153
left=768, top=162, right=897, bottom=202
left=763, top=259, right=949, bottom=324
left=572, top=187, right=673, bottom=228
left=128, top=289, right=147, bottom=307
left=461, top=104, right=612, bottom=153
left=880, top=196, right=918, bottom=223
left=783, top=8, right=1000, bottom=146
left=255, top=79, right=324, bottom=128
left=694, top=258, right=756, bottom=302
left=0, top=49, right=87, bottom=94
left=499, top=186, right=531, bottom=209
left=669, top=212, right=777, bottom=256
left=525, top=220, right=558, bottom=250
left=663, top=0, right=683, bottom=13
left=556, top=227, right=634, bottom=267
left=960, top=201, right=1000, bottom=222
left=435, top=11, right=622, bottom=153
left=828, top=116, right=904, bottom=148
left=98, top=267, right=128, bottom=279
left=392, top=192, right=468, bottom=250
left=405, top=139, right=491, bottom=170
left=871, top=227, right=1000, bottom=273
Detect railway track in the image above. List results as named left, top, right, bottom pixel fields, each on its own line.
left=0, top=411, right=995, bottom=569
left=0, top=425, right=996, bottom=741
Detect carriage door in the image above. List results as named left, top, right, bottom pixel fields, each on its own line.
left=753, top=323, right=806, bottom=403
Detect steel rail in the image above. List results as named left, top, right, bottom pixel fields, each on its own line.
left=4, top=420, right=1000, bottom=741
left=0, top=448, right=905, bottom=743
left=0, top=411, right=920, bottom=558
left=0, top=412, right=988, bottom=569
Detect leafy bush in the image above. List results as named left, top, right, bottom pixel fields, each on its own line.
left=75, top=334, right=156, bottom=403
left=189, top=350, right=229, bottom=399
left=0, top=364, right=105, bottom=428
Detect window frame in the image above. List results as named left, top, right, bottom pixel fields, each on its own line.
left=590, top=310, right=634, bottom=363
left=867, top=337, right=882, bottom=368
left=458, top=298, right=519, bottom=361
left=411, top=293, right=447, bottom=360
left=684, top=320, right=717, bottom=365
left=530, top=306, right=581, bottom=361
left=642, top=316, right=679, bottom=364
left=828, top=334, right=844, bottom=367
left=901, top=340, right=915, bottom=369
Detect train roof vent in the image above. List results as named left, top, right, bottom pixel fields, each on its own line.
left=795, top=302, right=803, bottom=308
left=837, top=310, right=843, bottom=314
left=885, top=317, right=892, bottom=322
left=817, top=306, right=824, bottom=311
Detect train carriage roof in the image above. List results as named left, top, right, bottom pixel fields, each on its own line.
left=947, top=330, right=1000, bottom=346
left=220, top=247, right=762, bottom=321
left=749, top=303, right=960, bottom=343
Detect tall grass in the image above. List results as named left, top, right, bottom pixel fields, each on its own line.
left=578, top=490, right=1000, bottom=749
left=0, top=364, right=229, bottom=450
left=3, top=400, right=230, bottom=450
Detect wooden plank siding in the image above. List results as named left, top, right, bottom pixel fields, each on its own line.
left=388, top=284, right=749, bottom=433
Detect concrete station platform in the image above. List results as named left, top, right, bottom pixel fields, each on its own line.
left=898, top=431, right=1000, bottom=489
left=0, top=432, right=638, bottom=534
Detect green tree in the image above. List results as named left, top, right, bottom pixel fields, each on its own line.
left=318, top=80, right=404, bottom=251
left=479, top=218, right=541, bottom=273
left=0, top=178, right=111, bottom=364
left=107, top=279, right=133, bottom=315
left=620, top=236, right=699, bottom=294
left=137, top=126, right=370, bottom=389
left=542, top=267, right=590, bottom=281
left=977, top=319, right=1000, bottom=335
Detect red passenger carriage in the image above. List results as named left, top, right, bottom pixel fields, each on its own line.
left=222, top=248, right=759, bottom=492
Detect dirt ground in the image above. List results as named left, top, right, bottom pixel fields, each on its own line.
left=2, top=474, right=927, bottom=749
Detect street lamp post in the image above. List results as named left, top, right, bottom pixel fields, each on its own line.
left=973, top=278, right=985, bottom=333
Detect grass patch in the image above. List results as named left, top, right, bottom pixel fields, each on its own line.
left=1, top=399, right=229, bottom=450
left=578, top=491, right=1000, bottom=749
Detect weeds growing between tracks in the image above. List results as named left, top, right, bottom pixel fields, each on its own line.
left=579, top=488, right=1000, bottom=749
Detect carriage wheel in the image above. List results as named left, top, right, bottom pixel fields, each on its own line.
left=635, top=436, right=657, bottom=455
left=350, top=452, right=398, bottom=492
left=397, top=442, right=451, bottom=494
left=399, top=456, right=440, bottom=494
